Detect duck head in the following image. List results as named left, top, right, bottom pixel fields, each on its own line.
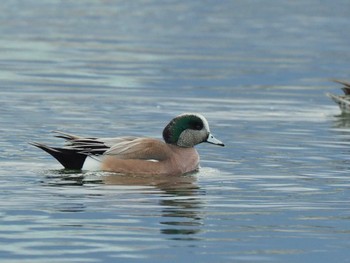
left=162, top=113, right=224, bottom=148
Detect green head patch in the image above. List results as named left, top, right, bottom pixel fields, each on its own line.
left=163, top=114, right=205, bottom=145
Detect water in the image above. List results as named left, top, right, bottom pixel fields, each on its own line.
left=1, top=0, right=350, bottom=262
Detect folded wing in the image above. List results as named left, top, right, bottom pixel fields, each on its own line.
left=105, top=138, right=170, bottom=161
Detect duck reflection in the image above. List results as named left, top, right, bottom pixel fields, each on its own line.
left=43, top=171, right=204, bottom=240
left=328, top=114, right=350, bottom=173
left=332, top=113, right=350, bottom=128
left=103, top=173, right=204, bottom=240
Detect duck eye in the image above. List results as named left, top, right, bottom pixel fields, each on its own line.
left=191, top=122, right=203, bottom=130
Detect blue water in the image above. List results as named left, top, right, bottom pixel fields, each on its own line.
left=1, top=1, right=350, bottom=262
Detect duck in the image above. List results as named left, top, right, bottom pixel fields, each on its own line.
left=30, top=113, right=224, bottom=176
left=327, top=80, right=350, bottom=114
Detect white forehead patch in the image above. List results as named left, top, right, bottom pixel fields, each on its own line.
left=196, top=113, right=210, bottom=132
left=177, top=112, right=210, bottom=132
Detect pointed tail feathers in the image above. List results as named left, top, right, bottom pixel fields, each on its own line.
left=30, top=142, right=87, bottom=170
left=333, top=79, right=350, bottom=95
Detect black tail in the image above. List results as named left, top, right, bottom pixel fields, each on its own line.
left=30, top=142, right=87, bottom=170
left=333, top=79, right=350, bottom=95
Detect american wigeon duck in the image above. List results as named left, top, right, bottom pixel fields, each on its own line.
left=327, top=80, right=350, bottom=114
left=30, top=113, right=224, bottom=175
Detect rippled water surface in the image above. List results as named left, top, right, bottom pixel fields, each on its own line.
left=1, top=1, right=350, bottom=262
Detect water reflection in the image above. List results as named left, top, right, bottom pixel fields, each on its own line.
left=159, top=186, right=204, bottom=239
left=332, top=113, right=350, bottom=129
left=42, top=171, right=204, bottom=240
left=106, top=173, right=204, bottom=239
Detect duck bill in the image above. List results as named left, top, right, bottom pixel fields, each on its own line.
left=206, top=133, right=225, bottom=146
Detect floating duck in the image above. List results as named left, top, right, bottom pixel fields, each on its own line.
left=30, top=113, right=224, bottom=176
left=327, top=80, right=350, bottom=114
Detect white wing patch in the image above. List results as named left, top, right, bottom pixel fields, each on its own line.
left=82, top=156, right=102, bottom=171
